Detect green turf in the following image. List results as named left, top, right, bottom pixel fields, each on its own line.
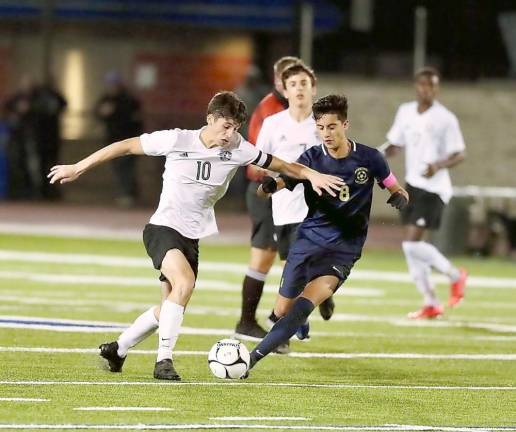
left=0, top=233, right=515, bottom=430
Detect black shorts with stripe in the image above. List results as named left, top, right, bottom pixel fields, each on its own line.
left=246, top=181, right=278, bottom=250
left=274, top=222, right=300, bottom=261
left=401, top=183, right=445, bottom=230
left=143, top=224, right=199, bottom=282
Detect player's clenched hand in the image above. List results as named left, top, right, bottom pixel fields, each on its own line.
left=387, top=189, right=409, bottom=210
left=307, top=172, right=344, bottom=197
left=48, top=164, right=80, bottom=185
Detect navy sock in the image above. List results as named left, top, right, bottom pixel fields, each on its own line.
left=251, top=297, right=315, bottom=366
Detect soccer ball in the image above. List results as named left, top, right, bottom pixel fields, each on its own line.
left=208, top=338, right=250, bottom=379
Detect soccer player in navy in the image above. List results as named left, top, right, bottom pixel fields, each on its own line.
left=244, top=94, right=409, bottom=373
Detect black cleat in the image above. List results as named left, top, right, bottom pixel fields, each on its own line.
left=319, top=296, right=335, bottom=321
left=234, top=320, right=267, bottom=341
left=153, top=359, right=181, bottom=381
left=273, top=340, right=290, bottom=354
left=99, top=341, right=126, bottom=373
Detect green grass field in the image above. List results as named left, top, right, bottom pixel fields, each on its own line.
left=0, top=233, right=515, bottom=431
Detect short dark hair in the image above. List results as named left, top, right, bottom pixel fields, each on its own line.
left=281, top=63, right=316, bottom=89
left=207, top=91, right=247, bottom=125
left=312, top=94, right=348, bottom=122
left=414, top=66, right=440, bottom=82
left=273, top=56, right=302, bottom=77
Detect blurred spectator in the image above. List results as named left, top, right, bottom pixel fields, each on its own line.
left=234, top=65, right=267, bottom=140
left=0, top=113, right=9, bottom=199
left=4, top=74, right=41, bottom=199
left=95, top=71, right=143, bottom=208
left=35, top=77, right=67, bottom=200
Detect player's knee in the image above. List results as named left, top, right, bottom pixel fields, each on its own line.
left=166, top=277, right=195, bottom=303
left=274, top=304, right=289, bottom=318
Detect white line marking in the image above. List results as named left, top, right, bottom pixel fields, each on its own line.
left=0, top=271, right=383, bottom=298
left=2, top=315, right=516, bottom=341
left=0, top=381, right=514, bottom=391
left=210, top=417, right=309, bottom=421
left=1, top=249, right=515, bottom=289
left=1, top=346, right=515, bottom=361
left=0, top=424, right=513, bottom=431
left=2, top=313, right=516, bottom=335
left=74, top=407, right=173, bottom=411
left=0, top=398, right=49, bottom=402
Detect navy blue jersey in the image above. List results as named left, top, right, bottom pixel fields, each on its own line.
left=283, top=140, right=391, bottom=253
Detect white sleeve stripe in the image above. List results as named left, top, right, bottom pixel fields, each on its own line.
left=251, top=150, right=271, bottom=168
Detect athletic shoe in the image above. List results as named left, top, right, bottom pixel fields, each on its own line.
left=99, top=341, right=126, bottom=372
left=448, top=268, right=468, bottom=307
left=319, top=296, right=335, bottom=320
left=407, top=304, right=444, bottom=320
left=234, top=320, right=267, bottom=341
left=273, top=341, right=290, bottom=354
left=295, top=321, right=310, bottom=340
left=153, top=359, right=181, bottom=381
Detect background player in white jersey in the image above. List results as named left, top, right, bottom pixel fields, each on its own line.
left=234, top=56, right=301, bottom=342
left=257, top=63, right=335, bottom=339
left=48, top=91, right=344, bottom=380
left=381, top=67, right=467, bottom=319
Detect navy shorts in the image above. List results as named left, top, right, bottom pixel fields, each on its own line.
left=279, top=237, right=359, bottom=299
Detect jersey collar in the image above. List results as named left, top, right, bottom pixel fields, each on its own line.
left=322, top=139, right=356, bottom=158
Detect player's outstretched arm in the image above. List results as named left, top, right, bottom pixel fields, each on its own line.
left=267, top=156, right=343, bottom=197
left=48, top=137, right=144, bottom=185
left=256, top=176, right=286, bottom=198
left=377, top=141, right=402, bottom=158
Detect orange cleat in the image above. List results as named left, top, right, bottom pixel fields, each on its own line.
left=448, top=268, right=468, bottom=307
left=407, top=304, right=444, bottom=320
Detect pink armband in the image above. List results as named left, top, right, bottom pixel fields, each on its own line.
left=381, top=172, right=397, bottom=188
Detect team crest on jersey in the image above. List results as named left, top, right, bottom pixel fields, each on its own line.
left=354, top=167, right=369, bottom=184
left=219, top=150, right=232, bottom=161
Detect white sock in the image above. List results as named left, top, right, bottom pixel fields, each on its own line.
left=117, top=307, right=158, bottom=357
left=403, top=242, right=439, bottom=306
left=408, top=241, right=460, bottom=281
left=156, top=300, right=184, bottom=362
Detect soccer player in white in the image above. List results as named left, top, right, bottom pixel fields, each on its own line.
left=381, top=67, right=467, bottom=319
left=48, top=91, right=343, bottom=380
left=257, top=63, right=335, bottom=339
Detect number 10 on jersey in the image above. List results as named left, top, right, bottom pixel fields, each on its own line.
left=196, top=161, right=211, bottom=180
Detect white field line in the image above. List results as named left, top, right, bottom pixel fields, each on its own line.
left=74, top=407, right=173, bottom=411
left=0, top=271, right=383, bottom=298
left=1, top=249, right=516, bottom=289
left=210, top=417, right=309, bottom=421
left=0, top=425, right=514, bottom=432
left=0, top=397, right=49, bottom=402
left=1, top=346, right=515, bottom=361
left=0, top=380, right=515, bottom=391
left=2, top=313, right=516, bottom=335
left=1, top=315, right=516, bottom=341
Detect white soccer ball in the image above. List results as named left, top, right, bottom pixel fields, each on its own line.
left=208, top=338, right=250, bottom=379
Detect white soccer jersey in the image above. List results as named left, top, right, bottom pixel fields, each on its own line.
left=386, top=101, right=465, bottom=203
left=140, top=128, right=271, bottom=239
left=256, top=109, right=321, bottom=226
